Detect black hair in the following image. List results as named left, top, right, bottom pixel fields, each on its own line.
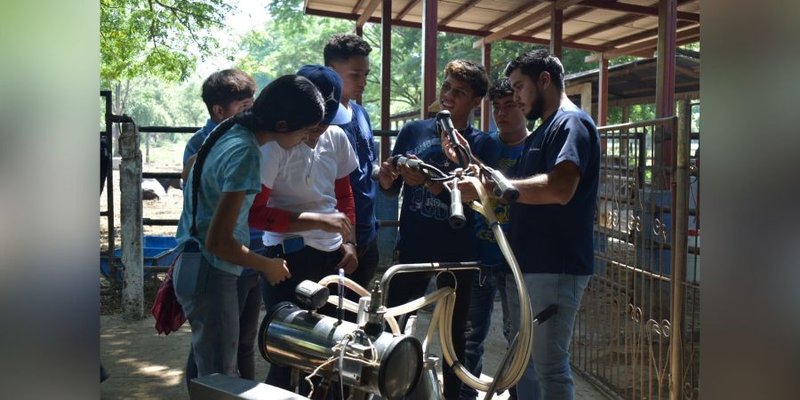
left=443, top=59, right=489, bottom=98
left=503, top=48, right=565, bottom=91
left=323, top=34, right=372, bottom=66
left=488, top=78, right=514, bottom=102
left=201, top=68, right=257, bottom=115
left=190, top=75, right=324, bottom=236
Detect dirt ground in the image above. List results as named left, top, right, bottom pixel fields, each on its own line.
left=99, top=162, right=607, bottom=399
left=100, top=295, right=607, bottom=400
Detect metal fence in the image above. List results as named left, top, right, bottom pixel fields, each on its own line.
left=572, top=117, right=700, bottom=399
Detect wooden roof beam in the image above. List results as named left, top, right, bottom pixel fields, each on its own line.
left=585, top=26, right=700, bottom=61
left=521, top=6, right=593, bottom=37
left=603, top=21, right=697, bottom=49
left=565, top=13, right=644, bottom=42
left=397, top=0, right=420, bottom=20
left=440, top=0, right=483, bottom=27
left=566, top=1, right=700, bottom=44
left=303, top=6, right=606, bottom=53
left=474, top=0, right=586, bottom=48
left=579, top=0, right=700, bottom=22
left=479, top=1, right=545, bottom=32
left=356, top=0, right=383, bottom=28
left=351, top=0, right=368, bottom=14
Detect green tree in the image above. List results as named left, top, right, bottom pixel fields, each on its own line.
left=247, top=0, right=635, bottom=127
left=101, top=0, right=232, bottom=122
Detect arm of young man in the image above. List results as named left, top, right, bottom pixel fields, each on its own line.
left=511, top=161, right=580, bottom=205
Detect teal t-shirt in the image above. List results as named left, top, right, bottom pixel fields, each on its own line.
left=176, top=124, right=263, bottom=276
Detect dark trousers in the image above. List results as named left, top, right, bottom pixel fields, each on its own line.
left=260, top=245, right=344, bottom=395
left=385, top=255, right=474, bottom=400
left=342, top=238, right=380, bottom=321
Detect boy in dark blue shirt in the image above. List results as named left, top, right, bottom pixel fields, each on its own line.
left=378, top=59, right=498, bottom=400
left=324, top=33, right=382, bottom=300
left=460, top=78, right=529, bottom=400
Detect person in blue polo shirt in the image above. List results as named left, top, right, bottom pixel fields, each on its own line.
left=459, top=77, right=529, bottom=400
left=323, top=33, right=381, bottom=302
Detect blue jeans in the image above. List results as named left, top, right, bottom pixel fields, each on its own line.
left=236, top=239, right=264, bottom=380
left=236, top=269, right=261, bottom=380
left=505, top=273, right=590, bottom=400
left=460, top=267, right=514, bottom=400
left=174, top=250, right=240, bottom=389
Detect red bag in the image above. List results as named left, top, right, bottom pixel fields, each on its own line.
left=151, top=264, right=186, bottom=335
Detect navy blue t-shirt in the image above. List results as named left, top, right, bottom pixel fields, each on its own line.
left=508, top=104, right=600, bottom=275
left=390, top=118, right=499, bottom=263
left=337, top=102, right=379, bottom=247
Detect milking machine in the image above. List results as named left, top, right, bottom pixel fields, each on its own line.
left=254, top=111, right=558, bottom=400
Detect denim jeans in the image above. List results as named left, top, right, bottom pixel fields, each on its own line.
left=236, top=269, right=261, bottom=380
left=459, top=267, right=514, bottom=400
left=505, top=272, right=590, bottom=400
left=236, top=239, right=264, bottom=381
left=174, top=250, right=240, bottom=390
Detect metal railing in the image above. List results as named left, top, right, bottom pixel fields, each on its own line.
left=572, top=117, right=700, bottom=399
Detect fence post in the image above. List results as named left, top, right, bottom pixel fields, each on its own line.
left=119, top=120, right=144, bottom=320
left=671, top=113, right=689, bottom=398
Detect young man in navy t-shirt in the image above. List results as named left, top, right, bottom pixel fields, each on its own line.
left=504, top=49, right=600, bottom=400
left=377, top=59, right=499, bottom=400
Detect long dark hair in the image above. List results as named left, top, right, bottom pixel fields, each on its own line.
left=190, top=74, right=325, bottom=236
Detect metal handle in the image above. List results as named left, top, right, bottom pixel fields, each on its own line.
left=486, top=167, right=520, bottom=203
left=449, top=177, right=466, bottom=229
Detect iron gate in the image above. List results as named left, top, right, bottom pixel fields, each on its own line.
left=572, top=117, right=700, bottom=399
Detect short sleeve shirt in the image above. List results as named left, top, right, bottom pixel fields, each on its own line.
left=508, top=104, right=600, bottom=275
left=259, top=126, right=358, bottom=251
left=176, top=124, right=263, bottom=276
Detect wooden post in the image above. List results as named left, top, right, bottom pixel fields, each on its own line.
left=421, top=0, right=438, bottom=119
left=481, top=42, right=491, bottom=132
left=380, top=0, right=392, bottom=162
left=550, top=7, right=563, bottom=59
left=670, top=101, right=690, bottom=400
left=119, top=121, right=144, bottom=320
left=656, top=0, right=677, bottom=190
left=598, top=57, right=609, bottom=126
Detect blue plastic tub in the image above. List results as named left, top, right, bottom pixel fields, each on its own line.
left=100, top=236, right=180, bottom=279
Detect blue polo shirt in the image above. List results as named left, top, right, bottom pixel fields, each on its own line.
left=508, top=104, right=600, bottom=275
left=337, top=102, right=379, bottom=247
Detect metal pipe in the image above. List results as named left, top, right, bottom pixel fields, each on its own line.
left=378, top=262, right=481, bottom=307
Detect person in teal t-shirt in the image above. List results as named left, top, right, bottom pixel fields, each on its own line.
left=173, top=75, right=325, bottom=390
